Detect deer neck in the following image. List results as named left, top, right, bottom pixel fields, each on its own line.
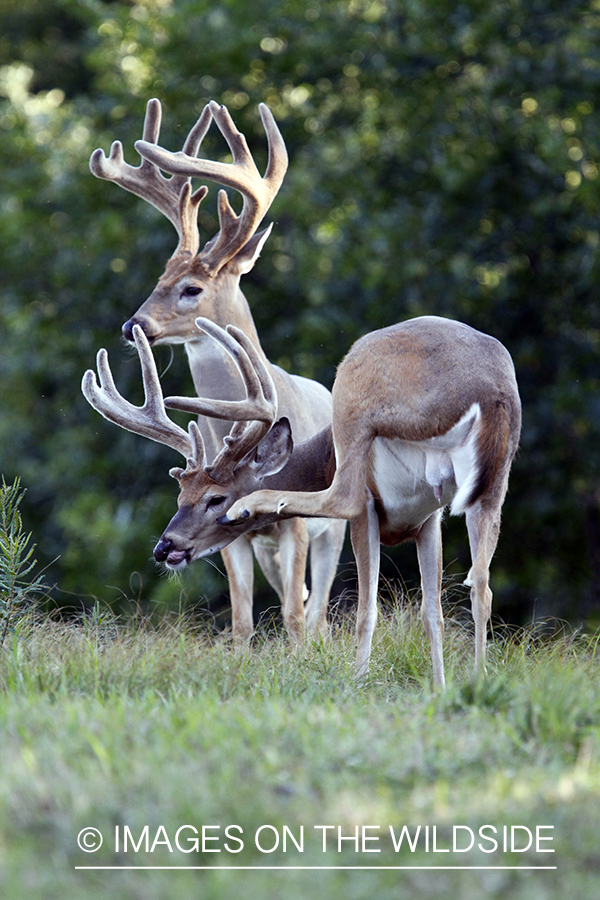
left=184, top=287, right=268, bottom=461
left=265, top=425, right=336, bottom=493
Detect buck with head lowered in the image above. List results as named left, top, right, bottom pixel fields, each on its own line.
left=83, top=314, right=521, bottom=687
left=89, top=99, right=345, bottom=642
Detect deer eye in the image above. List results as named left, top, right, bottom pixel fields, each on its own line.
left=207, top=495, right=226, bottom=508
left=182, top=285, right=202, bottom=297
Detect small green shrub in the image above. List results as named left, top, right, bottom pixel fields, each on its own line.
left=0, top=476, right=45, bottom=646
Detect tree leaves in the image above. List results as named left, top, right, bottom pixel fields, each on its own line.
left=1, top=0, right=599, bottom=619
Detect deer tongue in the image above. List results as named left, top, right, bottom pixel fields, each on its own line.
left=166, top=549, right=188, bottom=568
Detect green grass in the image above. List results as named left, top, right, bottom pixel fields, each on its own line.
left=1, top=604, right=599, bottom=899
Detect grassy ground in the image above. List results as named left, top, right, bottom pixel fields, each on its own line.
left=0, top=602, right=599, bottom=900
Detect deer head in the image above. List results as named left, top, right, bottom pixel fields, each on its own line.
left=81, top=317, right=294, bottom=569
left=90, top=100, right=288, bottom=345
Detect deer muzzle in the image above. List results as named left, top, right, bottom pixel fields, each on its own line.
left=153, top=537, right=189, bottom=568
left=122, top=316, right=159, bottom=344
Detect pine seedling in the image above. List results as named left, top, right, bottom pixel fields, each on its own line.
left=0, top=477, right=45, bottom=646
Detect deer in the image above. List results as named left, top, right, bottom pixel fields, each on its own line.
left=82, top=313, right=521, bottom=687
left=89, top=98, right=346, bottom=643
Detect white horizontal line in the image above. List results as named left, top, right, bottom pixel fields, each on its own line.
left=75, top=865, right=558, bottom=871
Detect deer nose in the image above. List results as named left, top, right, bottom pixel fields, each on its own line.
left=153, top=537, right=173, bottom=562
left=122, top=317, right=157, bottom=343
left=122, top=317, right=139, bottom=342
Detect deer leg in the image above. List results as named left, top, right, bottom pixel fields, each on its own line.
left=225, top=448, right=370, bottom=524
left=465, top=500, right=502, bottom=674
left=305, top=519, right=347, bottom=637
left=225, top=484, right=355, bottom=523
left=220, top=536, right=255, bottom=642
left=252, top=543, right=285, bottom=604
left=277, top=517, right=309, bottom=645
left=416, top=510, right=445, bottom=689
left=352, top=492, right=380, bottom=679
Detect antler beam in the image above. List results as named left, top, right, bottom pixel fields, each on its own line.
left=83, top=319, right=280, bottom=485
left=89, top=99, right=212, bottom=256
left=135, top=101, right=289, bottom=275
left=82, top=324, right=203, bottom=464
left=164, top=317, right=278, bottom=483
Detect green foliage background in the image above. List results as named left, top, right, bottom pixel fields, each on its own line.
left=0, top=0, right=599, bottom=622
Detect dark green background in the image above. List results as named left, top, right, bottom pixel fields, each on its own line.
left=1, top=0, right=598, bottom=626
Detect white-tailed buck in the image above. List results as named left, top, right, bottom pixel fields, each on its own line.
left=89, top=99, right=345, bottom=641
left=83, top=314, right=521, bottom=686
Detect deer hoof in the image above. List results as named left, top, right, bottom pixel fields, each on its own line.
left=218, top=509, right=250, bottom=525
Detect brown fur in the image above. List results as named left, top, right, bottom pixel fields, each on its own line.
left=220, top=316, right=521, bottom=684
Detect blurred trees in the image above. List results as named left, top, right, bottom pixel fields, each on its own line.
left=0, top=0, right=599, bottom=623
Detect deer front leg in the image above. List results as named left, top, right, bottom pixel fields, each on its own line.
left=352, top=493, right=380, bottom=679
left=416, top=510, right=445, bottom=689
left=305, top=519, right=347, bottom=637
left=220, top=536, right=255, bottom=642
left=278, top=517, right=309, bottom=645
left=252, top=543, right=285, bottom=604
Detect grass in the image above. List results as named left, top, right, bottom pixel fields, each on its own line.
left=0, top=603, right=599, bottom=899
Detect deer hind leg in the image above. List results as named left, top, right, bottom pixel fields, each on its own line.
left=225, top=435, right=372, bottom=524
left=304, top=519, right=347, bottom=637
left=278, top=517, right=309, bottom=645
left=464, top=500, right=502, bottom=674
left=416, top=510, right=445, bottom=689
left=220, top=536, right=255, bottom=642
left=352, top=491, right=380, bottom=679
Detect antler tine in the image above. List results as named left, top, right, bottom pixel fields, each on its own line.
left=163, top=317, right=278, bottom=484
left=258, top=103, right=289, bottom=197
left=82, top=324, right=200, bottom=462
left=135, top=101, right=289, bottom=276
left=90, top=99, right=213, bottom=256
left=164, top=317, right=277, bottom=424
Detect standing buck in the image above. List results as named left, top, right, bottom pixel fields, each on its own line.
left=89, top=99, right=345, bottom=641
left=83, top=314, right=521, bottom=687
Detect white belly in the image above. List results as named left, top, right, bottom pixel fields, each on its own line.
left=369, top=403, right=481, bottom=530
left=369, top=438, right=455, bottom=530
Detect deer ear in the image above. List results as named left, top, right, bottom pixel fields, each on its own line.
left=226, top=223, right=273, bottom=276
left=241, top=417, right=293, bottom=478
